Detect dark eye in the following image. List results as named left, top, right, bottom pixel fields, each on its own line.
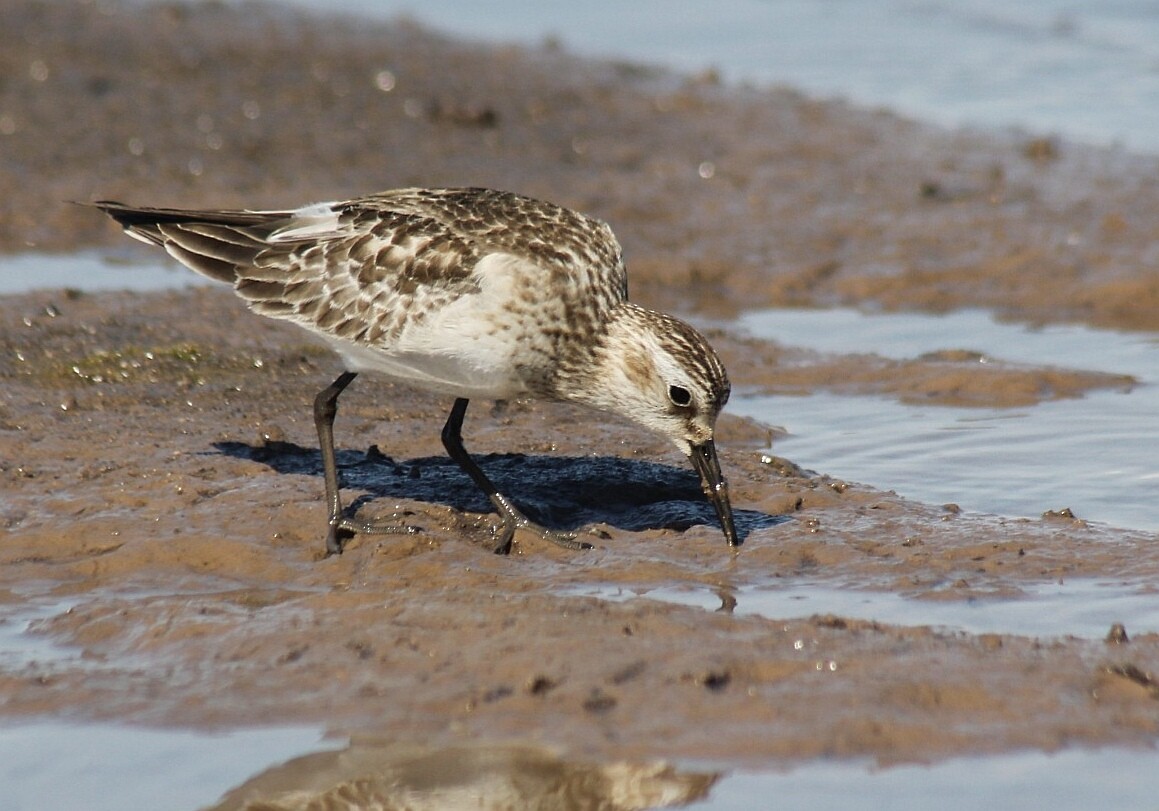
left=668, top=384, right=692, bottom=407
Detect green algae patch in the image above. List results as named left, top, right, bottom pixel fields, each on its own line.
left=46, top=343, right=243, bottom=387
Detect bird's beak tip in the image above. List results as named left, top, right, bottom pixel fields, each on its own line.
left=690, top=439, right=740, bottom=548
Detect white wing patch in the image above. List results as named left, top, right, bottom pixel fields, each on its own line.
left=267, top=202, right=343, bottom=243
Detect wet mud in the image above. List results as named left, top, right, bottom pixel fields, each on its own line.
left=2, top=0, right=1159, bottom=800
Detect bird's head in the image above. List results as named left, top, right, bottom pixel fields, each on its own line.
left=569, top=306, right=739, bottom=546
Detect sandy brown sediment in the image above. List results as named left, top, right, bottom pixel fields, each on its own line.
left=3, top=286, right=1159, bottom=770
left=5, top=0, right=1159, bottom=331
left=2, top=0, right=1159, bottom=784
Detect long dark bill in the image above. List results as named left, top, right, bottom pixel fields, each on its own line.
left=689, top=439, right=740, bottom=547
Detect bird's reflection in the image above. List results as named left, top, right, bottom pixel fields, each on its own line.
left=205, top=739, right=719, bottom=811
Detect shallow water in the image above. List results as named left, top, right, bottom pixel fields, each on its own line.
left=0, top=253, right=205, bottom=295
left=733, top=307, right=1158, bottom=531
left=581, top=579, right=1159, bottom=640
left=0, top=596, right=81, bottom=673
left=3, top=719, right=1157, bottom=811
left=694, top=748, right=1159, bottom=811
left=293, top=0, right=1159, bottom=153
left=0, top=722, right=337, bottom=811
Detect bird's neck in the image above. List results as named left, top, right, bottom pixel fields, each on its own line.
left=549, top=302, right=657, bottom=411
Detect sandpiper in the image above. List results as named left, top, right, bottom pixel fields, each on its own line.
left=91, top=188, right=738, bottom=554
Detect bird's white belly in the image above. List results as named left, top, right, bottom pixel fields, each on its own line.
left=322, top=253, right=549, bottom=399
left=325, top=335, right=524, bottom=399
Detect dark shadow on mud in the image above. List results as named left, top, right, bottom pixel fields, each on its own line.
left=214, top=440, right=788, bottom=542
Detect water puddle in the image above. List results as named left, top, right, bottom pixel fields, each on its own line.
left=692, top=747, right=1159, bottom=811
left=733, top=307, right=1159, bottom=530
left=581, top=579, right=1159, bottom=641
left=0, top=721, right=337, bottom=811
left=4, top=721, right=1155, bottom=810
left=0, top=253, right=207, bottom=295
left=0, top=597, right=84, bottom=673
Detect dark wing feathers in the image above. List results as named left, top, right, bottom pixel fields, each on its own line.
left=92, top=200, right=289, bottom=284
left=360, top=188, right=626, bottom=294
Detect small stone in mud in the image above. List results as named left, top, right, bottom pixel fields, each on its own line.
left=699, top=670, right=731, bottom=692
left=918, top=179, right=943, bottom=200
left=346, top=640, right=374, bottom=660
left=759, top=455, right=810, bottom=478
left=481, top=685, right=514, bottom=703
left=582, top=689, right=617, bottom=714
left=1024, top=136, right=1060, bottom=162
left=426, top=100, right=499, bottom=128
left=258, top=425, right=287, bottom=446
left=278, top=646, right=308, bottom=664
left=526, top=675, right=558, bottom=696
left=1106, top=623, right=1130, bottom=645
left=609, top=660, right=647, bottom=685
left=814, top=615, right=848, bottom=630
left=978, top=634, right=1004, bottom=651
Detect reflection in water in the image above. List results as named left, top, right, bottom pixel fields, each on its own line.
left=205, top=740, right=717, bottom=811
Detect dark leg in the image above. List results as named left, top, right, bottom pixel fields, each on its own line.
left=314, top=371, right=357, bottom=554
left=441, top=398, right=592, bottom=555
left=313, top=371, right=416, bottom=555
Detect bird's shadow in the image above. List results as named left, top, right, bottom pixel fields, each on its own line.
left=213, top=440, right=788, bottom=543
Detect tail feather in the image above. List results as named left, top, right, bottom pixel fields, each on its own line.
left=88, top=200, right=288, bottom=284
left=161, top=240, right=242, bottom=285
left=157, top=222, right=267, bottom=267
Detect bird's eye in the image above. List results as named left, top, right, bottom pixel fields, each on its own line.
left=668, top=384, right=692, bottom=407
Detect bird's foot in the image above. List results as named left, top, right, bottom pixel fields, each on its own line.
left=485, top=492, right=594, bottom=555
left=491, top=518, right=594, bottom=556
left=325, top=514, right=421, bottom=556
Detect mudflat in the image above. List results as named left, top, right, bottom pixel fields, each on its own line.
left=2, top=0, right=1157, bottom=792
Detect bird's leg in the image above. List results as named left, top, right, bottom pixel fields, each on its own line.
left=441, top=398, right=592, bottom=555
left=313, top=371, right=416, bottom=555
left=314, top=371, right=358, bottom=554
